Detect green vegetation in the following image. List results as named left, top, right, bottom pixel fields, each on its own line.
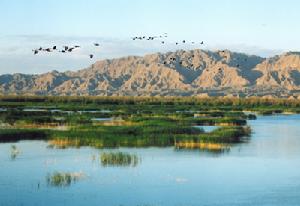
left=100, top=152, right=139, bottom=167
left=1, top=96, right=300, bottom=113
left=2, top=96, right=284, bottom=150
left=46, top=172, right=85, bottom=187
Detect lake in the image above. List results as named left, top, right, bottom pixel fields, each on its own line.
left=1, top=115, right=300, bottom=206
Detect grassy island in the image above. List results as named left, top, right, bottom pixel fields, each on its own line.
left=2, top=96, right=289, bottom=150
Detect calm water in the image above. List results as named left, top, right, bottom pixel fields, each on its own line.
left=194, top=125, right=220, bottom=133
left=1, top=115, right=300, bottom=206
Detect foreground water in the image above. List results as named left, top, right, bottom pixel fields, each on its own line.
left=1, top=115, right=300, bottom=206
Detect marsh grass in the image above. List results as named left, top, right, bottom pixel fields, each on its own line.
left=100, top=152, right=139, bottom=167
left=0, top=97, right=255, bottom=150
left=46, top=172, right=85, bottom=187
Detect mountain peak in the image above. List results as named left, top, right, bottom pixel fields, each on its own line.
left=1, top=49, right=300, bottom=98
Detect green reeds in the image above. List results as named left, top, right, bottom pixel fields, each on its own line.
left=46, top=172, right=85, bottom=187
left=100, top=152, right=139, bottom=167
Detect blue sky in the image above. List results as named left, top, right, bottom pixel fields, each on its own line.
left=0, top=0, right=299, bottom=74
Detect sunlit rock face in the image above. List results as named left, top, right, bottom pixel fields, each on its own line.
left=2, top=49, right=300, bottom=97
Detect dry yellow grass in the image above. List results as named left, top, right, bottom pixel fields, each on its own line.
left=175, top=142, right=229, bottom=150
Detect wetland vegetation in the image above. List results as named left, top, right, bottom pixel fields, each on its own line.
left=100, top=152, right=139, bottom=167
left=1, top=96, right=299, bottom=150
left=46, top=172, right=86, bottom=187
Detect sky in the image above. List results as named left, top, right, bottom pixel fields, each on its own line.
left=0, top=0, right=299, bottom=74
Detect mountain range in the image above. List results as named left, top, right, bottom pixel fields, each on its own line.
left=2, top=49, right=300, bottom=98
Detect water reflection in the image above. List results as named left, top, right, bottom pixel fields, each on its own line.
left=47, top=139, right=232, bottom=155
left=175, top=142, right=230, bottom=155
left=1, top=115, right=300, bottom=206
left=10, top=145, right=20, bottom=160
left=194, top=125, right=220, bottom=133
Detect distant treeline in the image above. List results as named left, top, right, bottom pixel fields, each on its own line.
left=1, top=95, right=300, bottom=108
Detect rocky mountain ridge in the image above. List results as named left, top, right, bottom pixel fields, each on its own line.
left=2, top=50, right=300, bottom=98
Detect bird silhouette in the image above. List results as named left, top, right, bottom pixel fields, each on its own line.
left=31, top=34, right=205, bottom=60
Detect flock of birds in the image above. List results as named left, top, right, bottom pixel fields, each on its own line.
left=131, top=33, right=204, bottom=46
left=32, top=35, right=245, bottom=69
left=160, top=49, right=247, bottom=68
left=32, top=33, right=205, bottom=59
left=32, top=43, right=100, bottom=59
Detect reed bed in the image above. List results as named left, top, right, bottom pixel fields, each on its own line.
left=100, top=152, right=139, bottom=167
